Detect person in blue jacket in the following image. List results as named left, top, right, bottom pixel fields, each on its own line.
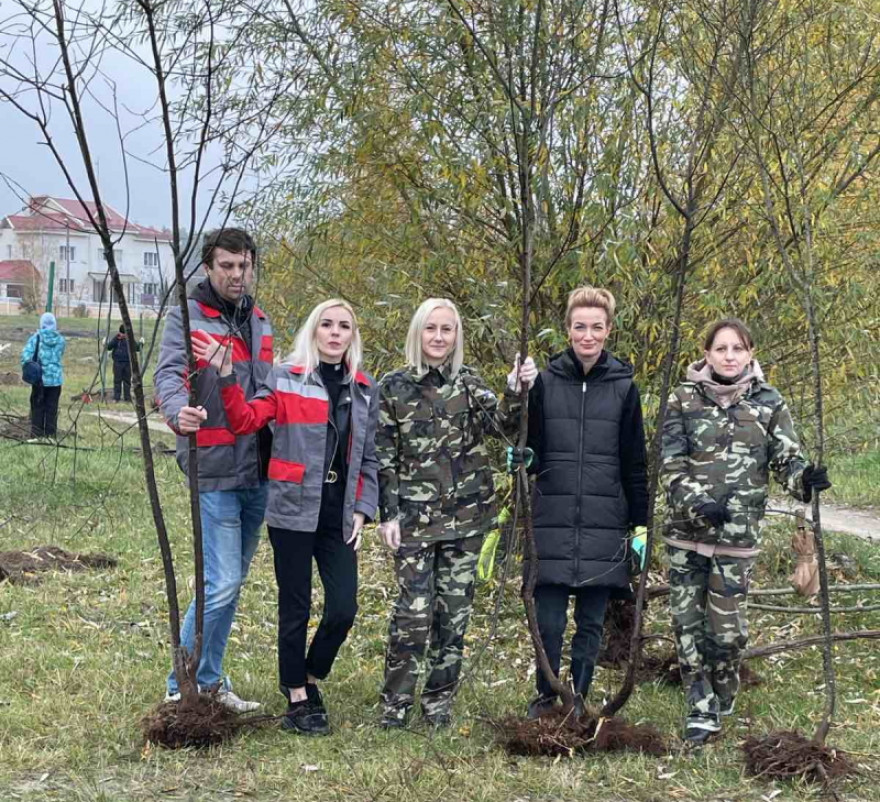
left=20, top=312, right=66, bottom=438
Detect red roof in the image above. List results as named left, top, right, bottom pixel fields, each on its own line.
left=1, top=196, right=170, bottom=240
left=0, top=260, right=40, bottom=283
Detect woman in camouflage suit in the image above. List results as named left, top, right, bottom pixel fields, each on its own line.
left=376, top=298, right=525, bottom=728
left=661, top=318, right=831, bottom=744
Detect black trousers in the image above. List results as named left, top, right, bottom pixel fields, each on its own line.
left=534, top=584, right=611, bottom=699
left=113, top=362, right=132, bottom=401
left=268, top=523, right=358, bottom=693
left=30, top=384, right=61, bottom=437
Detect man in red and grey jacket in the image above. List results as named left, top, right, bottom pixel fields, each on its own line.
left=154, top=228, right=274, bottom=711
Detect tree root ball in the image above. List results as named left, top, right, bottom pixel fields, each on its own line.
left=142, top=696, right=269, bottom=749
left=598, top=598, right=638, bottom=667
left=500, top=709, right=666, bottom=758
left=742, top=730, right=855, bottom=784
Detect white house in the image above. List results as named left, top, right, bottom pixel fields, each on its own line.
left=0, top=196, right=175, bottom=316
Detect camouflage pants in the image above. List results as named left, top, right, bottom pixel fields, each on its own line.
left=668, top=546, right=754, bottom=721
left=381, top=536, right=481, bottom=721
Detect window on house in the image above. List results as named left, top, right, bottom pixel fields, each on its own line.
left=93, top=279, right=109, bottom=303
left=59, top=245, right=76, bottom=261
left=100, top=249, right=123, bottom=265
left=144, top=251, right=159, bottom=267
left=6, top=285, right=24, bottom=299
left=59, top=278, right=75, bottom=293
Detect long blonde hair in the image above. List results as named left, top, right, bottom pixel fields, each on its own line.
left=286, top=299, right=362, bottom=380
left=404, top=298, right=464, bottom=376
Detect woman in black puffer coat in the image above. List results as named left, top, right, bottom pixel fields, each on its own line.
left=509, top=286, right=648, bottom=718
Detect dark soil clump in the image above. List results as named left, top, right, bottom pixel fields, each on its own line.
left=598, top=598, right=637, bottom=667
left=0, top=545, right=117, bottom=584
left=501, top=708, right=666, bottom=758
left=142, top=696, right=270, bottom=749
left=742, top=730, right=855, bottom=784
left=0, top=371, right=21, bottom=386
left=0, top=415, right=30, bottom=440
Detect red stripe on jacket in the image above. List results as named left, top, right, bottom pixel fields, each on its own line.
left=221, top=382, right=277, bottom=434
left=195, top=301, right=222, bottom=318
left=276, top=392, right=328, bottom=426
left=192, top=330, right=250, bottom=364
left=196, top=426, right=236, bottom=446
left=268, top=458, right=305, bottom=483
left=259, top=335, right=274, bottom=363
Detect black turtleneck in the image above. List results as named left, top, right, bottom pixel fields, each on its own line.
left=318, top=361, right=350, bottom=532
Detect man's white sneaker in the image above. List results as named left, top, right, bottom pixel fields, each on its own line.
left=163, top=691, right=181, bottom=703
left=216, top=689, right=261, bottom=713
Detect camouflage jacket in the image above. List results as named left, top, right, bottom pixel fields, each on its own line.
left=376, top=363, right=502, bottom=544
left=661, top=366, right=808, bottom=548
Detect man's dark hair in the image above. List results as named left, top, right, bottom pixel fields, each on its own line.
left=201, top=228, right=257, bottom=268
left=118, top=324, right=126, bottom=334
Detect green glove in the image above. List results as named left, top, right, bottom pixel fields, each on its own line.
left=631, top=526, right=647, bottom=572
left=478, top=529, right=501, bottom=582
left=477, top=508, right=511, bottom=581
left=506, top=446, right=534, bottom=474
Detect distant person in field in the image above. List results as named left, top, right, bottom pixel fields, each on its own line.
left=106, top=324, right=143, bottom=402
left=504, top=286, right=648, bottom=721
left=661, top=318, right=831, bottom=745
left=20, top=312, right=66, bottom=439
left=154, top=228, right=274, bottom=712
left=194, top=298, right=379, bottom=736
left=375, top=298, right=523, bottom=729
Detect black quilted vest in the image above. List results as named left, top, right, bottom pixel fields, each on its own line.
left=531, top=349, right=634, bottom=588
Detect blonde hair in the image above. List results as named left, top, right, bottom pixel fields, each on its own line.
left=405, top=298, right=464, bottom=375
left=565, top=286, right=616, bottom=327
left=286, top=299, right=362, bottom=381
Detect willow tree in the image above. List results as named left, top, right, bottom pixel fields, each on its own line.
left=736, top=0, right=880, bottom=774
left=0, top=0, right=300, bottom=737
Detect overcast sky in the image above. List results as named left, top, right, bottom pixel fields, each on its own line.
left=0, top=8, right=244, bottom=232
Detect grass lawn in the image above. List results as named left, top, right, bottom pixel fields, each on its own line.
left=1, top=314, right=879, bottom=801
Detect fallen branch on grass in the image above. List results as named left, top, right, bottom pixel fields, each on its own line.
left=749, top=602, right=880, bottom=614
left=647, top=582, right=880, bottom=599
left=742, top=629, right=880, bottom=660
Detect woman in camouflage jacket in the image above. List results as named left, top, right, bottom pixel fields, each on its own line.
left=375, top=298, right=520, bottom=728
left=661, top=318, right=831, bottom=744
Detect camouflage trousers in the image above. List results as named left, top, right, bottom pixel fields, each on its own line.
left=668, top=546, right=754, bottom=721
left=381, top=535, right=481, bottom=721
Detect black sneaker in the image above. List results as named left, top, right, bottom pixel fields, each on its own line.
left=305, top=683, right=327, bottom=716
left=683, top=714, right=721, bottom=746
left=282, top=698, right=330, bottom=736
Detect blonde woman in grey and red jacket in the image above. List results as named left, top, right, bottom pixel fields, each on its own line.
left=193, top=299, right=379, bottom=737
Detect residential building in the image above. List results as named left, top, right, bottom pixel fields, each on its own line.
left=0, top=196, right=175, bottom=316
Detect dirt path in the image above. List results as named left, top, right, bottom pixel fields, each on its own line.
left=85, top=410, right=172, bottom=436
left=769, top=497, right=879, bottom=542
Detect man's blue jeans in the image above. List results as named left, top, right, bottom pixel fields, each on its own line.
left=167, top=482, right=268, bottom=694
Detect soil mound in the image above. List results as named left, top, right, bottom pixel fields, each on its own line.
left=0, top=545, right=117, bottom=584
left=142, top=696, right=271, bottom=749
left=500, top=708, right=666, bottom=758
left=743, top=730, right=854, bottom=784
